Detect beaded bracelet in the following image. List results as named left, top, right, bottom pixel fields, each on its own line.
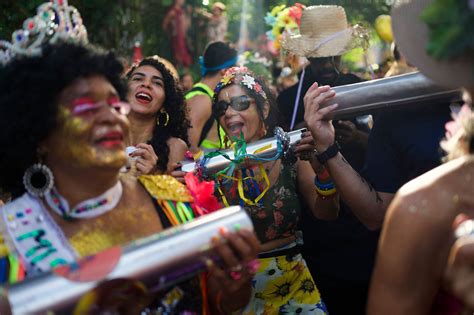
left=314, top=174, right=335, bottom=190
left=316, top=167, right=332, bottom=182
left=314, top=169, right=337, bottom=199
left=314, top=180, right=335, bottom=191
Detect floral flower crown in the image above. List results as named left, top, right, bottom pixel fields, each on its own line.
left=214, top=67, right=268, bottom=101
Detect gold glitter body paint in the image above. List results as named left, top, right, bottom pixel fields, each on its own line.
left=55, top=177, right=163, bottom=257
left=54, top=107, right=128, bottom=169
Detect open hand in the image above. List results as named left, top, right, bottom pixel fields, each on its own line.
left=207, top=229, right=260, bottom=312
left=130, top=143, right=158, bottom=175
left=167, top=162, right=187, bottom=183
left=303, top=83, right=338, bottom=152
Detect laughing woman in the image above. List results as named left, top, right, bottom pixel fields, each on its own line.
left=125, top=57, right=190, bottom=176
left=212, top=67, right=340, bottom=314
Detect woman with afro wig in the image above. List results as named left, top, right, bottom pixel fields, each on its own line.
left=0, top=41, right=259, bottom=314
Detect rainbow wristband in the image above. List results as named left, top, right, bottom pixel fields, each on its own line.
left=314, top=176, right=335, bottom=190
left=314, top=175, right=337, bottom=198
left=315, top=186, right=337, bottom=196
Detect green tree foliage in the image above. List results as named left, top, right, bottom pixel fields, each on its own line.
left=0, top=0, right=142, bottom=58
left=1, top=0, right=390, bottom=72
left=0, top=1, right=45, bottom=40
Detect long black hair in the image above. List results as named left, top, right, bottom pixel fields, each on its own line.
left=126, top=57, right=190, bottom=172
left=0, top=41, right=126, bottom=195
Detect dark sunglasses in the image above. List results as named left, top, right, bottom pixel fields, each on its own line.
left=214, top=95, right=253, bottom=117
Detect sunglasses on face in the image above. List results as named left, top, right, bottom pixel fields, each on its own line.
left=214, top=95, right=254, bottom=117
left=70, top=97, right=131, bottom=116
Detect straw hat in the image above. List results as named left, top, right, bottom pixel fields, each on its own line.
left=212, top=2, right=226, bottom=11
left=281, top=6, right=354, bottom=58
left=392, top=0, right=474, bottom=88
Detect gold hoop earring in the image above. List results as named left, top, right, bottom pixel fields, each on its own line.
left=156, top=110, right=170, bottom=127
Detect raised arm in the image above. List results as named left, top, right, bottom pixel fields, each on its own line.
left=303, top=83, right=393, bottom=230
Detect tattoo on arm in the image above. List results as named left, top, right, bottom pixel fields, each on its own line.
left=340, top=155, right=383, bottom=204
left=362, top=175, right=383, bottom=203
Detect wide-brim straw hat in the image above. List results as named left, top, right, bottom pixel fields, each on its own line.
left=281, top=5, right=355, bottom=58
left=392, top=0, right=474, bottom=88
left=212, top=2, right=226, bottom=11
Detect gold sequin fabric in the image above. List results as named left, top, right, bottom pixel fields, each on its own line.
left=138, top=175, right=193, bottom=203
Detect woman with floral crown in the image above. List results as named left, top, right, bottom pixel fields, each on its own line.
left=210, top=66, right=340, bottom=314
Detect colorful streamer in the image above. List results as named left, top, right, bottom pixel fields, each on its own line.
left=198, top=133, right=283, bottom=207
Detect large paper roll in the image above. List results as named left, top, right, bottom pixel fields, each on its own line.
left=0, top=206, right=253, bottom=314
left=325, top=71, right=462, bottom=120
left=180, top=127, right=306, bottom=175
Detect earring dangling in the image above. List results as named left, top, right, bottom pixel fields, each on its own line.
left=23, top=163, right=54, bottom=197
left=156, top=110, right=170, bottom=127
left=162, top=110, right=169, bottom=127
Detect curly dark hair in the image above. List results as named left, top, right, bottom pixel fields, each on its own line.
left=0, top=41, right=126, bottom=196
left=212, top=68, right=279, bottom=148
left=126, top=57, right=191, bottom=172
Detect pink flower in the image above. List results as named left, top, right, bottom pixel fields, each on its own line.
left=274, top=199, right=283, bottom=209
left=265, top=227, right=277, bottom=240
left=445, top=104, right=472, bottom=139
left=274, top=211, right=284, bottom=225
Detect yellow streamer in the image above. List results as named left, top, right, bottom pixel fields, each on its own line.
left=217, top=185, right=231, bottom=207
left=253, top=144, right=272, bottom=154
left=218, top=163, right=271, bottom=206
left=254, top=163, right=271, bottom=204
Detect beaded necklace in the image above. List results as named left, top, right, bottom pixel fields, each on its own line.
left=45, top=182, right=123, bottom=220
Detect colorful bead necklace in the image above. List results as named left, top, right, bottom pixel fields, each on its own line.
left=45, top=181, right=123, bottom=220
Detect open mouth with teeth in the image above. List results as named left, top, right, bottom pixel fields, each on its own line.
left=135, top=92, right=153, bottom=105
left=95, top=131, right=124, bottom=149
left=227, top=122, right=244, bottom=136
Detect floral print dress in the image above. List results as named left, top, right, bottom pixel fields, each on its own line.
left=221, top=162, right=328, bottom=314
